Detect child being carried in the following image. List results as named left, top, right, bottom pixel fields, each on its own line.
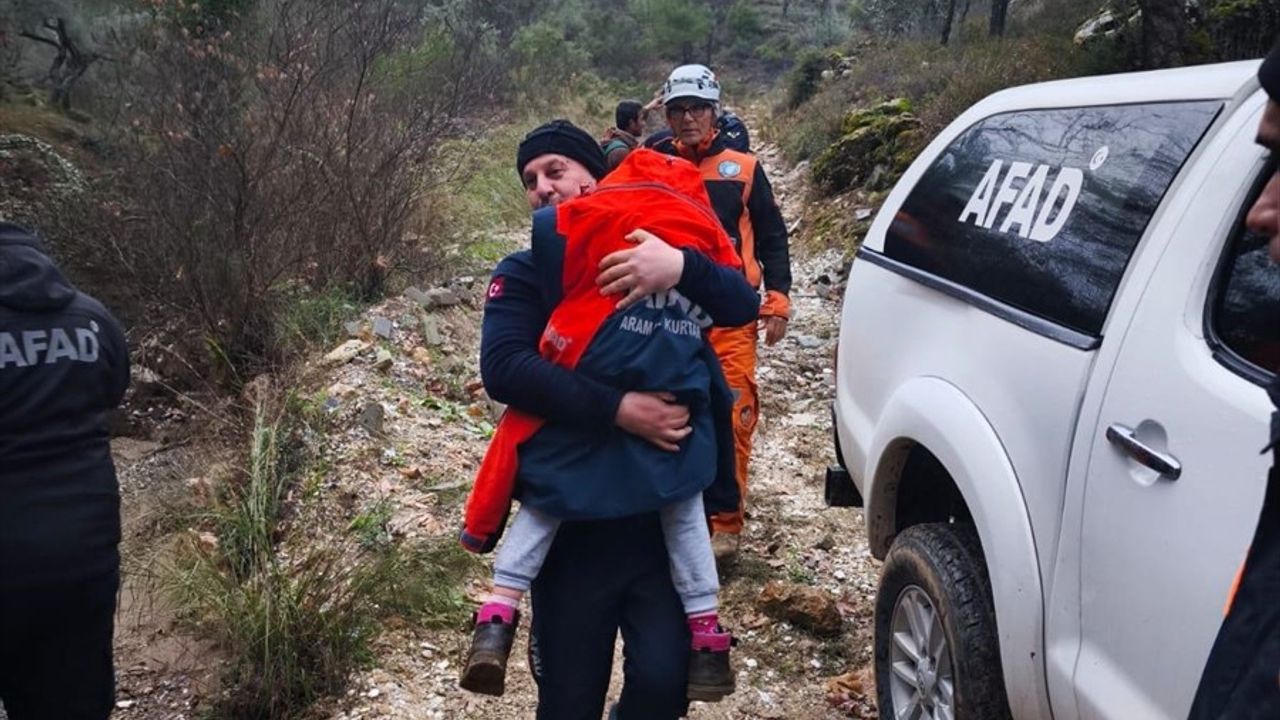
left=458, top=149, right=747, bottom=703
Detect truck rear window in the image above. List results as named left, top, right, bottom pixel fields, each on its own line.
left=885, top=101, right=1221, bottom=337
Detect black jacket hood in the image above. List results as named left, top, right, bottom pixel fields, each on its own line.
left=0, top=222, right=76, bottom=312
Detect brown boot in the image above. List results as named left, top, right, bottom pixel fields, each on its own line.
left=688, top=627, right=737, bottom=702
left=459, top=610, right=519, bottom=696
left=711, top=532, right=740, bottom=569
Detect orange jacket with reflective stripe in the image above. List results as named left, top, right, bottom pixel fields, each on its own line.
left=653, top=132, right=792, bottom=318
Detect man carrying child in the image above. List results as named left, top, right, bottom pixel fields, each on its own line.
left=459, top=120, right=760, bottom=719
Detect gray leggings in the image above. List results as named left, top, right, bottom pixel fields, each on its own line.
left=493, top=494, right=719, bottom=616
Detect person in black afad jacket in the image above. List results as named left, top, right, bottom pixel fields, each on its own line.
left=0, top=223, right=130, bottom=720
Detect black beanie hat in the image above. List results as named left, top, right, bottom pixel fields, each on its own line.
left=1262, top=38, right=1280, bottom=101
left=516, top=120, right=607, bottom=181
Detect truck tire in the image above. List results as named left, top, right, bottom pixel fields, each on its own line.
left=874, top=522, right=1012, bottom=720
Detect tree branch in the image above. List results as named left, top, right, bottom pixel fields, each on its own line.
left=18, top=30, right=60, bottom=50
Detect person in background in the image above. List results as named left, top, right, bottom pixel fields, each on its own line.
left=644, top=104, right=751, bottom=154
left=602, top=95, right=663, bottom=171
left=651, top=63, right=791, bottom=563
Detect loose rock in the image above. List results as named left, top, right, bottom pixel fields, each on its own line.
left=424, top=288, right=460, bottom=309
left=131, top=365, right=167, bottom=400
left=360, top=402, right=385, bottom=435
left=421, top=315, right=444, bottom=346
left=758, top=581, right=844, bottom=635
left=325, top=339, right=368, bottom=366
left=404, top=286, right=431, bottom=307
left=328, top=382, right=357, bottom=399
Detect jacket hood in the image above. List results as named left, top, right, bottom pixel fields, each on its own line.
left=0, top=223, right=76, bottom=312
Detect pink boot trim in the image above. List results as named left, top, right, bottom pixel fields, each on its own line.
left=476, top=601, right=518, bottom=626
left=692, top=629, right=733, bottom=652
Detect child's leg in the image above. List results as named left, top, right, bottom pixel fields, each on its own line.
left=661, top=494, right=735, bottom=701
left=658, top=495, right=722, bottom=630
left=482, top=504, right=560, bottom=622
left=463, top=505, right=560, bottom=696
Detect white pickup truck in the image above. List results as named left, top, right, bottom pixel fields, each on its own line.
left=828, top=60, right=1279, bottom=720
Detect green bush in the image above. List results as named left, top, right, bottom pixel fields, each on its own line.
left=579, top=6, right=652, bottom=78
left=631, top=0, right=713, bottom=62
left=274, top=286, right=365, bottom=361
left=512, top=21, right=592, bottom=99
left=776, top=33, right=1110, bottom=169
left=1205, top=0, right=1280, bottom=61
left=755, top=36, right=794, bottom=66
left=726, top=0, right=765, bottom=57
left=787, top=49, right=830, bottom=110
left=812, top=99, right=923, bottom=196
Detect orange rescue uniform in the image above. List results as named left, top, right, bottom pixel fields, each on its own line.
left=655, top=130, right=792, bottom=534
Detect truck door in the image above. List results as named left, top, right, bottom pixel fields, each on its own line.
left=1072, top=95, right=1277, bottom=719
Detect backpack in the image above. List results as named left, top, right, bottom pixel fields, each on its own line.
left=601, top=137, right=631, bottom=157
left=717, top=112, right=750, bottom=153
left=642, top=128, right=673, bottom=149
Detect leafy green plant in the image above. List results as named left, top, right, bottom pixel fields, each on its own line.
left=275, top=285, right=364, bottom=360
left=787, top=49, right=831, bottom=110
left=348, top=500, right=396, bottom=549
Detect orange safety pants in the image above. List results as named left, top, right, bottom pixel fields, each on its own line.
left=708, top=321, right=759, bottom=534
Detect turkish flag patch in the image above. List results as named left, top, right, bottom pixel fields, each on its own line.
left=486, top=277, right=506, bottom=301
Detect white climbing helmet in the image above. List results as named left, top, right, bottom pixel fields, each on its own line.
left=662, top=64, right=721, bottom=105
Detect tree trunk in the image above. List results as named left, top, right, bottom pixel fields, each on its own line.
left=1135, top=0, right=1187, bottom=68
left=960, top=0, right=972, bottom=24
left=19, top=17, right=98, bottom=113
left=989, top=0, right=1010, bottom=37
left=782, top=0, right=790, bottom=19
left=941, top=0, right=959, bottom=45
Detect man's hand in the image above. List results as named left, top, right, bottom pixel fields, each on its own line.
left=597, top=229, right=685, bottom=310
left=645, top=88, right=664, bottom=112
left=761, top=316, right=788, bottom=346
left=615, top=391, right=691, bottom=452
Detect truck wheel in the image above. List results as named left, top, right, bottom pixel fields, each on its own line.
left=874, top=523, right=1011, bottom=720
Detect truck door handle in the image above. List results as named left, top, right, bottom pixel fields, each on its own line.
left=1106, top=424, right=1182, bottom=481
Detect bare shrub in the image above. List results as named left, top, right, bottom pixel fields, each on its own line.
left=97, top=0, right=500, bottom=380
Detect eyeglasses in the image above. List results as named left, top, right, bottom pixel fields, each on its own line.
left=665, top=103, right=713, bottom=119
